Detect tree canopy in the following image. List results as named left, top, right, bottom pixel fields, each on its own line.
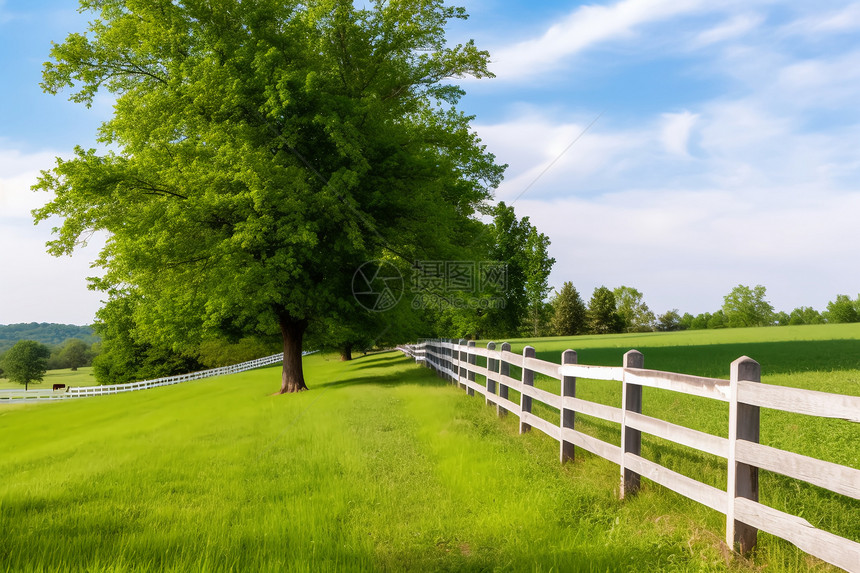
left=722, top=284, right=774, bottom=328
left=824, top=294, right=860, bottom=324
left=34, top=0, right=503, bottom=392
left=613, top=286, right=655, bottom=333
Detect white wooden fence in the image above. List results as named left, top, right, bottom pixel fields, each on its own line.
left=399, top=338, right=860, bottom=573
left=0, top=351, right=315, bottom=402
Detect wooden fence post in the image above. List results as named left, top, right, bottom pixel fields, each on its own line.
left=560, top=349, right=578, bottom=464
left=498, top=342, right=511, bottom=417
left=621, top=349, right=644, bottom=499
left=459, top=339, right=468, bottom=391
left=727, top=356, right=761, bottom=555
left=467, top=340, right=476, bottom=396
left=520, top=346, right=536, bottom=434
left=451, top=338, right=457, bottom=384
left=486, top=342, right=497, bottom=406
left=446, top=339, right=453, bottom=383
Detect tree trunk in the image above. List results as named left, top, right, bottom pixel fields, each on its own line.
left=278, top=316, right=309, bottom=394
left=340, top=344, right=353, bottom=361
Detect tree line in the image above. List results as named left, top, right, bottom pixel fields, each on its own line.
left=0, top=323, right=97, bottom=354
left=549, top=283, right=860, bottom=336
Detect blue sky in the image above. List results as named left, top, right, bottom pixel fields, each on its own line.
left=2, top=0, right=860, bottom=325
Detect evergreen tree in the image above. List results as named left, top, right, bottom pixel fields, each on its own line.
left=587, top=286, right=624, bottom=334
left=550, top=282, right=587, bottom=336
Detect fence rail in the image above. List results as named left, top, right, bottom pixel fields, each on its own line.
left=399, top=339, right=860, bottom=573
left=0, top=351, right=316, bottom=402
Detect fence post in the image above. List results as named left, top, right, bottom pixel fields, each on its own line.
left=727, top=356, right=761, bottom=555
left=519, top=346, right=536, bottom=434
left=450, top=339, right=458, bottom=385
left=560, top=349, right=578, bottom=464
left=498, top=342, right=511, bottom=416
left=486, top=342, right=497, bottom=406
left=459, top=339, right=468, bottom=391
left=621, top=349, right=644, bottom=499
left=449, top=339, right=456, bottom=383
left=467, top=340, right=476, bottom=396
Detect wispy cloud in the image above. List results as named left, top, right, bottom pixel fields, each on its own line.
left=488, top=0, right=707, bottom=80
left=781, top=2, right=860, bottom=36
left=472, top=0, right=860, bottom=313
left=660, top=111, right=698, bottom=157
left=694, top=13, right=763, bottom=46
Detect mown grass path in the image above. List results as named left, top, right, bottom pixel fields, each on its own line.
left=0, top=345, right=853, bottom=572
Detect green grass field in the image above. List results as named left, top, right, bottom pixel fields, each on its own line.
left=1, top=326, right=858, bottom=572
left=0, top=367, right=99, bottom=390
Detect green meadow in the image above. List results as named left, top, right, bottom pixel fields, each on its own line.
left=1, top=325, right=858, bottom=572
left=0, top=367, right=99, bottom=391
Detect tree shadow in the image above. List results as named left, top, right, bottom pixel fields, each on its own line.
left=316, top=359, right=448, bottom=391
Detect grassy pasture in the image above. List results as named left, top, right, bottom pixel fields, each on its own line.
left=467, top=323, right=860, bottom=569
left=0, top=367, right=99, bottom=390
left=0, top=326, right=857, bottom=572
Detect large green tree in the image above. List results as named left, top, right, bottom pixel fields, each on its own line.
left=34, top=0, right=503, bottom=393
left=0, top=340, right=51, bottom=390
left=722, top=284, right=774, bottom=328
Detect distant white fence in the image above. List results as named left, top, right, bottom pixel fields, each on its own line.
left=399, top=339, right=860, bottom=573
left=0, top=351, right=316, bottom=402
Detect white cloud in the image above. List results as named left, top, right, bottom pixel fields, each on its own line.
left=489, top=0, right=706, bottom=79
left=660, top=111, right=698, bottom=157
left=475, top=113, right=652, bottom=200
left=0, top=146, right=104, bottom=325
left=0, top=148, right=58, bottom=218
left=694, top=13, right=763, bottom=46
left=782, top=2, right=860, bottom=36
left=474, top=78, right=860, bottom=314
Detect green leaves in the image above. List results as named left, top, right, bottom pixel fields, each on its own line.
left=35, top=0, right=503, bottom=387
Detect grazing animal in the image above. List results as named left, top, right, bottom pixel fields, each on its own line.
left=52, top=384, right=66, bottom=391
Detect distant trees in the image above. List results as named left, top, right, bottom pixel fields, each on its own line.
left=0, top=340, right=51, bottom=390
left=613, top=286, right=655, bottom=332
left=722, top=285, right=774, bottom=328
left=550, top=282, right=587, bottom=336
left=57, top=339, right=91, bottom=371
left=824, top=295, right=860, bottom=323
left=789, top=307, right=824, bottom=325
left=539, top=282, right=860, bottom=338
left=656, top=309, right=682, bottom=332
left=587, top=287, right=624, bottom=334
left=0, top=323, right=97, bottom=354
